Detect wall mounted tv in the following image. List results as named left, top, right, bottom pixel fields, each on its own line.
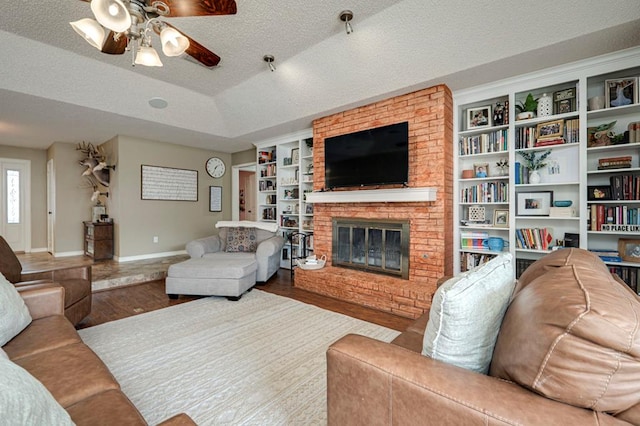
left=324, top=121, right=409, bottom=189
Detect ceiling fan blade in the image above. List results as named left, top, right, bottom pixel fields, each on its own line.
left=155, top=23, right=221, bottom=67
left=156, top=0, right=237, bottom=17
left=101, top=31, right=127, bottom=55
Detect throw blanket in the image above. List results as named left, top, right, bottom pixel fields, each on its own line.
left=215, top=220, right=278, bottom=233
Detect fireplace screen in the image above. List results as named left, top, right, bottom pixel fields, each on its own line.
left=332, top=219, right=409, bottom=279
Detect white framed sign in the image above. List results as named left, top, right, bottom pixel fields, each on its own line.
left=209, top=186, right=222, bottom=212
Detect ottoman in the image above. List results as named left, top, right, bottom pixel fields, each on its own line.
left=166, top=258, right=258, bottom=300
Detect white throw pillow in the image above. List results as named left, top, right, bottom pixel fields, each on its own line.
left=0, top=357, right=74, bottom=425
left=422, top=253, right=515, bottom=374
left=0, top=272, right=32, bottom=346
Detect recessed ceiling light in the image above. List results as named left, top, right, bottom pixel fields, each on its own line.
left=148, top=97, right=168, bottom=109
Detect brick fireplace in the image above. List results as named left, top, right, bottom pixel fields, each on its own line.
left=294, top=85, right=454, bottom=319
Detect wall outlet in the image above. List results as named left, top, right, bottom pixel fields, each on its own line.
left=153, top=236, right=159, bottom=243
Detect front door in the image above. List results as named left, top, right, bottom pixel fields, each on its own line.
left=0, top=158, right=31, bottom=252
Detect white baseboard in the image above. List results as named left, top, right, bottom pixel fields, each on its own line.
left=29, top=247, right=48, bottom=253
left=54, top=251, right=85, bottom=258
left=115, top=250, right=187, bottom=263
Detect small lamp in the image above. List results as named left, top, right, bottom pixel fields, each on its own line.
left=91, top=0, right=131, bottom=33
left=70, top=18, right=106, bottom=50
left=160, top=26, right=189, bottom=57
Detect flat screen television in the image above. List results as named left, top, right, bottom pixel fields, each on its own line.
left=324, top=121, right=409, bottom=189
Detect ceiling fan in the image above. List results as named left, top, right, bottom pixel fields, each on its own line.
left=70, top=0, right=237, bottom=68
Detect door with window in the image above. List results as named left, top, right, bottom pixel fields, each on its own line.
left=1, top=159, right=30, bottom=252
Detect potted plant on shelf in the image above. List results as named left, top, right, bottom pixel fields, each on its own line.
left=515, top=93, right=538, bottom=121
left=518, top=149, right=551, bottom=184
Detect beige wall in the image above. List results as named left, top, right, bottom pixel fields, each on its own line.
left=0, top=145, right=47, bottom=250
left=47, top=142, right=94, bottom=254
left=112, top=136, right=232, bottom=258
left=232, top=148, right=256, bottom=165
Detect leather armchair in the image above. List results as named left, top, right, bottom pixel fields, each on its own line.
left=0, top=236, right=91, bottom=326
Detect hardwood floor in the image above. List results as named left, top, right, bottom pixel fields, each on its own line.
left=17, top=253, right=412, bottom=332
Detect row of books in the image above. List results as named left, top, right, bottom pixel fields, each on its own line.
left=588, top=204, right=640, bottom=231
left=514, top=228, right=554, bottom=250
left=608, top=265, right=640, bottom=294
left=514, top=162, right=531, bottom=184
left=460, top=252, right=496, bottom=272
left=259, top=163, right=277, bottom=177
left=609, top=173, right=640, bottom=200
left=458, top=129, right=509, bottom=156
left=514, top=119, right=580, bottom=149
left=460, top=182, right=509, bottom=203
left=460, top=230, right=489, bottom=250
left=261, top=207, right=276, bottom=220
left=515, top=258, right=535, bottom=278
left=627, top=122, right=640, bottom=144
left=258, top=180, right=276, bottom=191
left=264, top=194, right=277, bottom=204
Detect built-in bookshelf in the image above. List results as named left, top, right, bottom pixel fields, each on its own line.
left=254, top=130, right=314, bottom=269
left=454, top=47, right=640, bottom=290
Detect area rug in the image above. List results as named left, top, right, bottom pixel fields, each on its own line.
left=78, top=289, right=400, bottom=425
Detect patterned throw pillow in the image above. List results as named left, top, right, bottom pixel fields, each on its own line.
left=225, top=227, right=258, bottom=253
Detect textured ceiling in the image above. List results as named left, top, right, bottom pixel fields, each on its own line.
left=1, top=0, right=640, bottom=153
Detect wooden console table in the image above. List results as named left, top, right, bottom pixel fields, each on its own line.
left=83, top=221, right=113, bottom=260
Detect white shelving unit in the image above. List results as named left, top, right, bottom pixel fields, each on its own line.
left=254, top=130, right=314, bottom=269
left=454, top=47, right=640, bottom=289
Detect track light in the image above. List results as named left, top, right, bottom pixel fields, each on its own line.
left=263, top=55, right=276, bottom=72
left=339, top=10, right=354, bottom=34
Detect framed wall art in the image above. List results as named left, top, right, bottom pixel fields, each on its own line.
left=536, top=119, right=564, bottom=139
left=473, top=163, right=489, bottom=178
left=493, top=209, right=509, bottom=227
left=209, top=186, right=222, bottom=212
left=516, top=191, right=553, bottom=216
left=141, top=165, right=198, bottom=201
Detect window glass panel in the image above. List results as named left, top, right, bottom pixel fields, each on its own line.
left=7, top=169, right=19, bottom=224
left=368, top=228, right=382, bottom=266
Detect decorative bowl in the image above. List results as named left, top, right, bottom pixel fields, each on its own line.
left=296, top=258, right=326, bottom=270
left=554, top=200, right=573, bottom=207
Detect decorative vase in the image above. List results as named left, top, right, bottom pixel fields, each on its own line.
left=529, top=170, right=541, bottom=184
left=537, top=93, right=553, bottom=117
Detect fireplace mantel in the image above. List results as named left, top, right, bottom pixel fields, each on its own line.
left=305, top=187, right=437, bottom=204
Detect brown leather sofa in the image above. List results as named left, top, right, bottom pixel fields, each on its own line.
left=327, top=249, right=640, bottom=425
left=3, top=284, right=195, bottom=425
left=0, top=236, right=91, bottom=326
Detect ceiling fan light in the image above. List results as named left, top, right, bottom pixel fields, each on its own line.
left=91, top=0, right=131, bottom=33
left=160, top=27, right=189, bottom=57
left=135, top=46, right=164, bottom=67
left=70, top=19, right=106, bottom=50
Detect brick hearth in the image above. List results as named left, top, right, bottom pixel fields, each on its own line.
left=294, top=85, right=453, bottom=319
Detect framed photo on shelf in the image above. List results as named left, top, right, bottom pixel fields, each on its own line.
left=618, top=238, right=640, bottom=263
left=291, top=148, right=300, bottom=164
left=553, top=88, right=576, bottom=114
left=587, top=185, right=611, bottom=201
left=467, top=106, right=491, bottom=129
left=473, top=163, right=489, bottom=178
left=493, top=209, right=509, bottom=227
left=516, top=191, right=553, bottom=216
left=536, top=119, right=564, bottom=139
left=605, top=78, right=636, bottom=108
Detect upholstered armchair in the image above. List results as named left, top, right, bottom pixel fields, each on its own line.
left=0, top=236, right=92, bottom=326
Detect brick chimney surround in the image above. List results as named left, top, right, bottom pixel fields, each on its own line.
left=294, top=85, right=454, bottom=319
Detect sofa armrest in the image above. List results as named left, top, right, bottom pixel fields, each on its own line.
left=21, top=264, right=91, bottom=282
left=157, top=413, right=197, bottom=426
left=256, top=235, right=285, bottom=258
left=17, top=284, right=65, bottom=319
left=186, top=235, right=222, bottom=258
left=327, top=334, right=627, bottom=426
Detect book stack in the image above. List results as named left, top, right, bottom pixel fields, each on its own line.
left=590, top=249, right=622, bottom=263
left=598, top=156, right=632, bottom=170
left=460, top=230, right=489, bottom=250
left=535, top=137, right=565, bottom=147
left=627, top=122, right=640, bottom=143
left=549, top=206, right=576, bottom=217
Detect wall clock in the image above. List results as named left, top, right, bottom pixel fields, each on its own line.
left=206, top=157, right=225, bottom=178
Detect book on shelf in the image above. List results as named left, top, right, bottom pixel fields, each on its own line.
left=628, top=122, right=640, bottom=144
left=515, top=228, right=553, bottom=250
left=535, top=138, right=565, bottom=147
left=599, top=156, right=632, bottom=165
left=607, top=265, right=640, bottom=294
left=598, top=164, right=632, bottom=170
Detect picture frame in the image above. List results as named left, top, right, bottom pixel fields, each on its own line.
left=209, top=186, right=222, bottom=212
left=473, top=163, right=489, bottom=178
left=618, top=238, right=640, bottom=263
left=291, top=148, right=300, bottom=164
left=493, top=209, right=509, bottom=227
left=605, top=78, right=637, bottom=108
left=587, top=185, right=611, bottom=201
left=467, top=106, right=492, bottom=129
left=536, top=119, right=564, bottom=139
left=516, top=191, right=553, bottom=216
left=553, top=88, right=576, bottom=114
